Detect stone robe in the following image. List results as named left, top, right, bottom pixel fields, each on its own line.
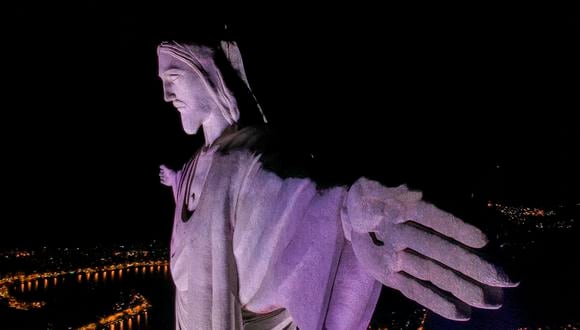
left=170, top=128, right=382, bottom=329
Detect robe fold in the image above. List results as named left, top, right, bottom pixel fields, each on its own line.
left=170, top=128, right=382, bottom=329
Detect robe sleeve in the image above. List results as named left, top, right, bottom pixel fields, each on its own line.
left=227, top=149, right=381, bottom=330
left=172, top=168, right=183, bottom=202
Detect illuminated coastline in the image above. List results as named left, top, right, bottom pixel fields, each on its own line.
left=78, top=292, right=151, bottom=330
left=0, top=260, right=168, bottom=310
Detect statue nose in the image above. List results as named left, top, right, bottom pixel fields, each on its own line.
left=163, top=82, right=176, bottom=102
left=163, top=91, right=175, bottom=102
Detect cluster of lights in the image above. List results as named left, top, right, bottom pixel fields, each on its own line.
left=0, top=284, right=46, bottom=310
left=14, top=251, right=31, bottom=258
left=1, top=244, right=168, bottom=271
left=485, top=202, right=572, bottom=230
left=488, top=202, right=554, bottom=219
left=487, top=202, right=573, bottom=229
left=0, top=250, right=32, bottom=259
left=517, top=323, right=579, bottom=330
left=113, top=250, right=153, bottom=258
left=417, top=310, right=427, bottom=330
left=0, top=260, right=167, bottom=311
left=367, top=309, right=427, bottom=329
left=0, top=272, right=61, bottom=310
left=79, top=293, right=151, bottom=330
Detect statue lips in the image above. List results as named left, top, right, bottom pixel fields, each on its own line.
left=173, top=100, right=185, bottom=110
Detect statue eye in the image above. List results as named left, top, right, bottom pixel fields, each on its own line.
left=167, top=74, right=181, bottom=82
left=163, top=71, right=182, bottom=83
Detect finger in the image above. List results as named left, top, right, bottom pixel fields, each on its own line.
left=396, top=222, right=516, bottom=287
left=398, top=249, right=503, bottom=309
left=391, top=272, right=471, bottom=321
left=408, top=201, right=488, bottom=248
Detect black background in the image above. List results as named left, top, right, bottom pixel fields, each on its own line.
left=2, top=2, right=578, bottom=247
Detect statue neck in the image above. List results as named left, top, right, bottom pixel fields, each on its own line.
left=202, top=111, right=234, bottom=147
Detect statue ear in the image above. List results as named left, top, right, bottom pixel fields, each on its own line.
left=220, top=41, right=268, bottom=123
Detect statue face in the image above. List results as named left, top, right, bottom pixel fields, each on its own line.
left=158, top=53, right=215, bottom=135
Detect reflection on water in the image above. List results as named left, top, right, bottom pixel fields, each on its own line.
left=12, top=266, right=169, bottom=294
left=1, top=266, right=173, bottom=329
left=107, top=312, right=148, bottom=330
left=13, top=267, right=169, bottom=294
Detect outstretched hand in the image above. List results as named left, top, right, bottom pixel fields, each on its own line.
left=342, top=178, right=517, bottom=321
left=159, top=165, right=176, bottom=188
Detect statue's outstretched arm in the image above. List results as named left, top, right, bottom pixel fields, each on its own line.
left=341, top=178, right=517, bottom=321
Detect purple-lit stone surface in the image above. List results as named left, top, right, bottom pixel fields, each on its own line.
left=157, top=41, right=515, bottom=329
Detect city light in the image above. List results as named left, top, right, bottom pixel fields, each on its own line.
left=79, top=292, right=151, bottom=330
left=0, top=260, right=167, bottom=311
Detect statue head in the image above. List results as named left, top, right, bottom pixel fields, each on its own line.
left=157, top=41, right=266, bottom=136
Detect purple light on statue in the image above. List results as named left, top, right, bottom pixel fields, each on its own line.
left=156, top=40, right=516, bottom=329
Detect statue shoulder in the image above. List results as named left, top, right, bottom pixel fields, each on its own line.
left=216, top=125, right=316, bottom=181
left=215, top=125, right=268, bottom=154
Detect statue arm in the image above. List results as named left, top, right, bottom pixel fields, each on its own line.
left=340, top=177, right=517, bottom=321
left=159, top=164, right=180, bottom=201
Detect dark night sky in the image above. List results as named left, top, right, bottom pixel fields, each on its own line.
left=2, top=3, right=578, bottom=247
